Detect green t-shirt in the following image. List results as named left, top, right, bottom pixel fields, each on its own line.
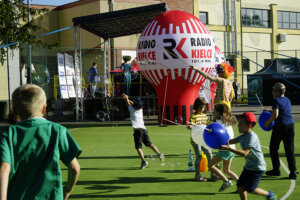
left=0, top=118, right=82, bottom=200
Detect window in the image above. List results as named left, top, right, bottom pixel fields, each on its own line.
left=226, top=59, right=235, bottom=69
left=264, top=59, right=272, bottom=68
left=242, top=59, right=250, bottom=72
left=199, top=12, right=208, bottom=24
left=278, top=11, right=300, bottom=29
left=242, top=8, right=270, bottom=27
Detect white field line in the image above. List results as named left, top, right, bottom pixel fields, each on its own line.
left=261, top=145, right=295, bottom=200
left=69, top=128, right=80, bottom=132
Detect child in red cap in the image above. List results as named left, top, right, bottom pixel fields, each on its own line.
left=220, top=112, right=277, bottom=200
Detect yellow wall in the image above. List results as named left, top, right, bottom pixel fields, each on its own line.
left=242, top=0, right=300, bottom=11
left=242, top=33, right=271, bottom=84
left=0, top=60, right=8, bottom=101
left=199, top=0, right=226, bottom=25
left=278, top=34, right=300, bottom=55
left=32, top=10, right=60, bottom=44
left=59, top=1, right=102, bottom=48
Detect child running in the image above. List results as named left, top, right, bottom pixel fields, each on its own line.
left=187, top=97, right=212, bottom=181
left=0, top=84, right=81, bottom=200
left=220, top=112, right=277, bottom=200
left=190, top=62, right=235, bottom=110
left=122, top=94, right=164, bottom=169
left=208, top=103, right=239, bottom=192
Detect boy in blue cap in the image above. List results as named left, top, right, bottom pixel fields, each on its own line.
left=122, top=94, right=164, bottom=169
left=221, top=112, right=276, bottom=200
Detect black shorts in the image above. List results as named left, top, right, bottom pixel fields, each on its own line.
left=133, top=129, right=152, bottom=149
left=237, top=168, right=264, bottom=192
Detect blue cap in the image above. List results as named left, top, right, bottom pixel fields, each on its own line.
left=132, top=98, right=143, bottom=110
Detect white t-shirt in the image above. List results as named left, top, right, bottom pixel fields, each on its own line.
left=129, top=105, right=146, bottom=129
left=217, top=119, right=235, bottom=149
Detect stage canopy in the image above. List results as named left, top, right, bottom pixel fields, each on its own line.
left=72, top=3, right=169, bottom=39
left=248, top=58, right=300, bottom=105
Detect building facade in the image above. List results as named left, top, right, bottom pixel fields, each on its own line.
left=1, top=0, right=300, bottom=102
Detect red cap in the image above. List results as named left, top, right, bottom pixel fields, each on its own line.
left=236, top=112, right=256, bottom=125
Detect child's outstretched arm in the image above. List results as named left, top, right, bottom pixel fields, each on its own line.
left=64, top=158, right=80, bottom=200
left=0, top=162, right=10, bottom=200
left=220, top=142, right=250, bottom=157
left=189, top=65, right=220, bottom=82
left=121, top=94, right=133, bottom=106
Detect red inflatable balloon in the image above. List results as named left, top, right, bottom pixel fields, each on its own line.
left=137, top=10, right=216, bottom=124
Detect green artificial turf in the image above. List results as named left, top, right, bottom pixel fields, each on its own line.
left=61, top=122, right=300, bottom=200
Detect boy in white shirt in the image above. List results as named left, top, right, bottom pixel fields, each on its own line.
left=122, top=94, right=164, bottom=169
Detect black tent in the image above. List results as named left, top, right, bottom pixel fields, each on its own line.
left=248, top=58, right=300, bottom=105
left=73, top=3, right=169, bottom=39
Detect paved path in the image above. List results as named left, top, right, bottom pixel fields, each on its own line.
left=231, top=104, right=300, bottom=121
left=1, top=104, right=300, bottom=127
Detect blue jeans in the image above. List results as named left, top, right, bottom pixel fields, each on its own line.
left=90, top=81, right=97, bottom=97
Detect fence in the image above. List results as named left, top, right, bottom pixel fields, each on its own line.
left=12, top=44, right=300, bottom=119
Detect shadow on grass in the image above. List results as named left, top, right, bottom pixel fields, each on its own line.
left=71, top=178, right=216, bottom=198
left=264, top=153, right=300, bottom=157
left=70, top=191, right=216, bottom=198
left=262, top=176, right=291, bottom=180
left=62, top=167, right=137, bottom=171
left=75, top=177, right=195, bottom=185
left=78, top=156, right=138, bottom=160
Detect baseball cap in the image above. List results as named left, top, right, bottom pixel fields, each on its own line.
left=132, top=98, right=143, bottom=110
left=236, top=112, right=256, bottom=125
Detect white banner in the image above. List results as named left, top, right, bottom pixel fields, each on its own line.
left=73, top=54, right=82, bottom=98
left=64, top=53, right=76, bottom=98
left=57, top=53, right=69, bottom=99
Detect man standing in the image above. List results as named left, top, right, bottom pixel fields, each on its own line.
left=88, top=62, right=99, bottom=98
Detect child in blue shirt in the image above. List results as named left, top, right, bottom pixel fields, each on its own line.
left=221, top=112, right=276, bottom=200
left=264, top=83, right=297, bottom=179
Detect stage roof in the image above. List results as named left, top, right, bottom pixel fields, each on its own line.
left=72, top=3, right=168, bottom=39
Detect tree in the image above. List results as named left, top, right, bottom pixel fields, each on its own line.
left=0, top=0, right=47, bottom=64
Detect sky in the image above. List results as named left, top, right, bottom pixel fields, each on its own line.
left=23, top=0, right=79, bottom=6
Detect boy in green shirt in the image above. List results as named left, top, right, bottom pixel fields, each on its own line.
left=0, top=84, right=81, bottom=200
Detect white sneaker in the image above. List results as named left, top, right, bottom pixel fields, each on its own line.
left=140, top=161, right=148, bottom=169
left=219, top=180, right=233, bottom=192
left=158, top=153, right=165, bottom=162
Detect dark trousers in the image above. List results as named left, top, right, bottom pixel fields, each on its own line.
left=269, top=123, right=296, bottom=172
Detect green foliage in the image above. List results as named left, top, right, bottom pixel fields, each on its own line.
left=123, top=55, right=131, bottom=62
left=0, top=0, right=47, bottom=64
